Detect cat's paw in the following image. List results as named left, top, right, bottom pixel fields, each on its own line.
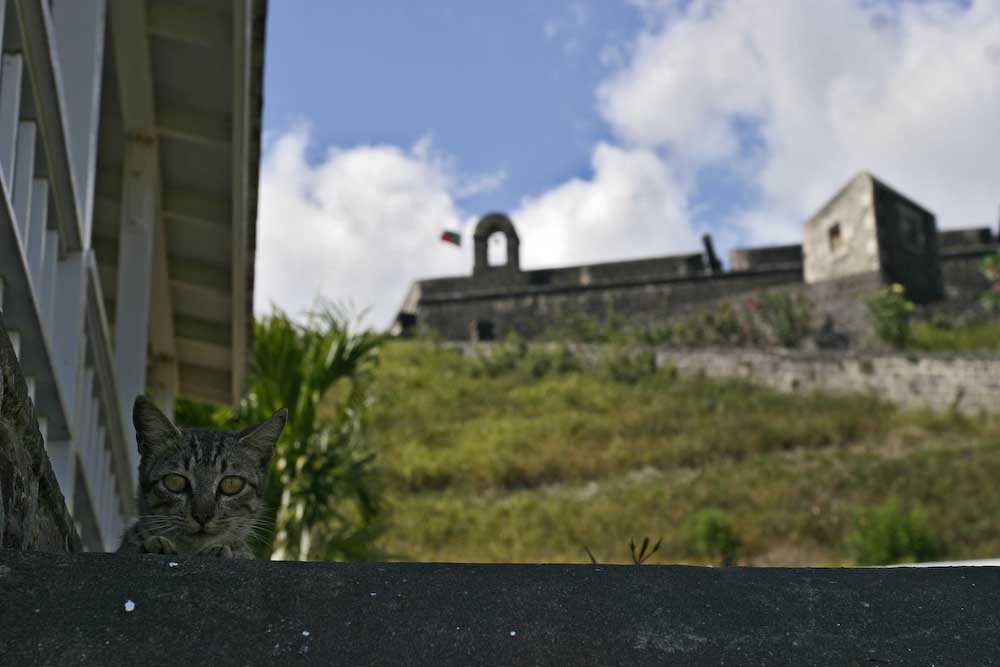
left=197, top=544, right=234, bottom=559
left=141, top=535, right=178, bottom=555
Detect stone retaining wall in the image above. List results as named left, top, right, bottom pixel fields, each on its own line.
left=0, top=314, right=80, bottom=552
left=456, top=342, right=1000, bottom=414
left=653, top=348, right=1000, bottom=415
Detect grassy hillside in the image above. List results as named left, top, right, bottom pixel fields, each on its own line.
left=364, top=340, right=1000, bottom=566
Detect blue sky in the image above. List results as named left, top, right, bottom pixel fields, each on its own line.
left=263, top=2, right=644, bottom=216
left=255, top=0, right=1000, bottom=326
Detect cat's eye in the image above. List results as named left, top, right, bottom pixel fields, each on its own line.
left=162, top=474, right=187, bottom=493
left=219, top=476, right=245, bottom=496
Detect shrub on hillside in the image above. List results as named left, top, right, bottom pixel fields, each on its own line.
left=980, top=250, right=1000, bottom=313
left=866, top=284, right=915, bottom=348
left=683, top=508, right=740, bottom=566
left=472, top=334, right=581, bottom=380
left=755, top=291, right=813, bottom=348
left=472, top=333, right=528, bottom=377
left=596, top=347, right=657, bottom=384
left=847, top=498, right=942, bottom=565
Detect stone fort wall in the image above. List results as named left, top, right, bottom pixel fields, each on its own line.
left=415, top=249, right=992, bottom=344
left=400, top=172, right=998, bottom=342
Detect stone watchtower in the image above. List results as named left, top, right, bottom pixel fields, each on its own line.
left=803, top=171, right=943, bottom=303
left=473, top=213, right=520, bottom=276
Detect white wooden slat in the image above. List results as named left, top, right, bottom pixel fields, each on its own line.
left=77, top=368, right=95, bottom=482
left=101, top=464, right=117, bottom=550
left=46, top=439, right=74, bottom=511
left=41, top=230, right=59, bottom=332
left=15, top=0, right=83, bottom=251
left=13, top=121, right=37, bottom=243
left=85, top=396, right=100, bottom=500
left=0, top=53, right=23, bottom=194
left=81, top=395, right=102, bottom=551
left=52, top=252, right=86, bottom=418
left=95, top=425, right=109, bottom=546
left=91, top=422, right=104, bottom=543
left=26, top=178, right=49, bottom=291
left=108, top=493, right=121, bottom=548
left=0, top=1, right=7, bottom=56
left=52, top=0, right=107, bottom=245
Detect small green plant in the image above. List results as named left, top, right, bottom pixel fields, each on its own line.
left=684, top=508, right=740, bottom=566
left=597, top=347, right=657, bottom=384
left=866, top=283, right=915, bottom=348
left=523, top=343, right=580, bottom=378
left=473, top=333, right=528, bottom=377
left=980, top=251, right=1000, bottom=313
left=629, top=536, right=663, bottom=564
left=847, top=498, right=942, bottom=565
left=756, top=291, right=813, bottom=348
left=583, top=536, right=663, bottom=565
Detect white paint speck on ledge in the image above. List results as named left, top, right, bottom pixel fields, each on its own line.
left=168, top=562, right=179, bottom=568
left=302, top=630, right=310, bottom=637
left=124, top=600, right=135, bottom=612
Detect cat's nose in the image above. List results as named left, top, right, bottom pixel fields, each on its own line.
left=192, top=501, right=215, bottom=526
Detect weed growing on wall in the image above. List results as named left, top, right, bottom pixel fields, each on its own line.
left=756, top=291, right=814, bottom=348
left=866, top=284, right=915, bottom=349
left=980, top=250, right=1000, bottom=313
left=683, top=508, right=741, bottom=566
left=540, top=292, right=815, bottom=350
left=847, top=498, right=942, bottom=565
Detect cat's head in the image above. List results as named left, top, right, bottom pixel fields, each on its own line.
left=132, top=395, right=287, bottom=547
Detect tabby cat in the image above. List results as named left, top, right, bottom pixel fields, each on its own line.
left=117, top=395, right=287, bottom=559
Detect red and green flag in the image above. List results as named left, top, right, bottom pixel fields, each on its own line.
left=440, top=230, right=461, bottom=246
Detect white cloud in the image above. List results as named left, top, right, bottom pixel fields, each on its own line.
left=513, top=142, right=699, bottom=267
left=254, top=127, right=472, bottom=328
left=598, top=0, right=1000, bottom=243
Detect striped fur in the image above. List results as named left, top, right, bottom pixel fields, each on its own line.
left=117, top=396, right=287, bottom=559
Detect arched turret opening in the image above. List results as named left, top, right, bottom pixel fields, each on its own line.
left=473, top=213, right=520, bottom=276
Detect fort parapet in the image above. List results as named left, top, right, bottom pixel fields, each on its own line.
left=395, top=172, right=997, bottom=342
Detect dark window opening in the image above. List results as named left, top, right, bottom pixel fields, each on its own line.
left=828, top=223, right=843, bottom=253
left=475, top=320, right=495, bottom=341
left=396, top=313, right=417, bottom=338
left=529, top=270, right=552, bottom=286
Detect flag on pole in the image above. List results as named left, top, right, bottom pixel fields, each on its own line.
left=440, top=230, right=461, bottom=246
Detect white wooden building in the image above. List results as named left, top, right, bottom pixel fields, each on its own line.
left=0, top=0, right=266, bottom=551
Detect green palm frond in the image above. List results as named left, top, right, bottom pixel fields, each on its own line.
left=241, top=303, right=385, bottom=561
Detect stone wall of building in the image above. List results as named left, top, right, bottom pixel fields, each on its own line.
left=803, top=173, right=882, bottom=284
left=872, top=179, right=944, bottom=303
left=420, top=268, right=804, bottom=340
left=729, top=243, right=803, bottom=272
left=0, top=314, right=81, bottom=552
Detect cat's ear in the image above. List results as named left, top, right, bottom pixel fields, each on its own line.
left=238, top=408, right=287, bottom=466
left=133, top=395, right=181, bottom=456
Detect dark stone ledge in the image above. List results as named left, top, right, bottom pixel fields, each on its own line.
left=2, top=550, right=999, bottom=665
